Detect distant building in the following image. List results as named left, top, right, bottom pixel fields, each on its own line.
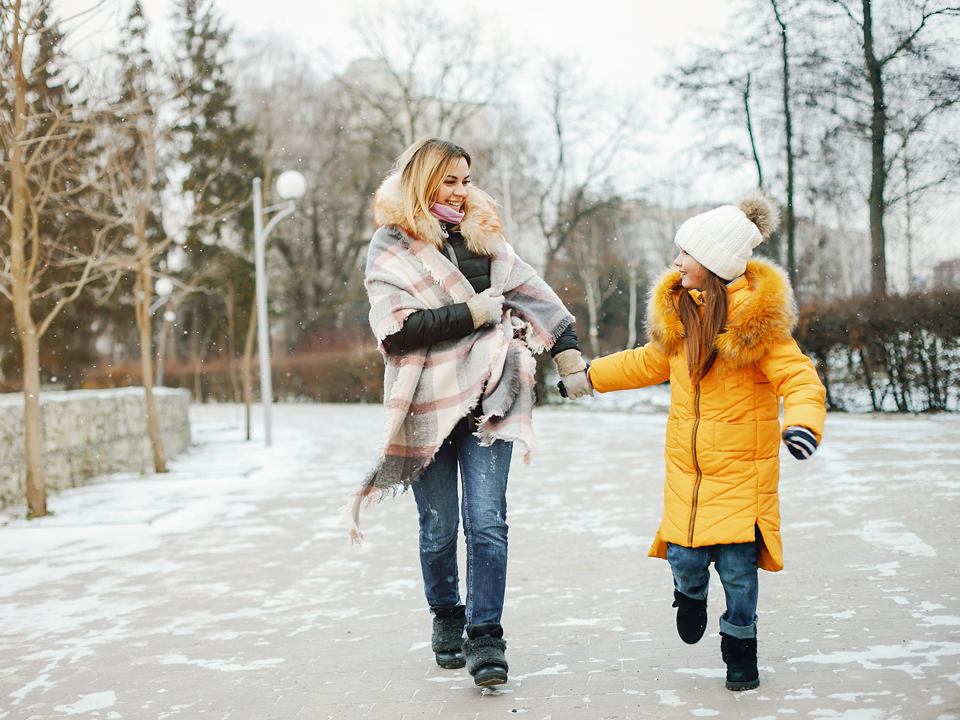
left=931, top=257, right=960, bottom=289
left=791, top=218, right=871, bottom=303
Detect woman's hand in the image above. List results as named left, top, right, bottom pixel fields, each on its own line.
left=466, top=289, right=505, bottom=329
left=554, top=349, right=594, bottom=400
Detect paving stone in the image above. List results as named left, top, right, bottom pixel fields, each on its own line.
left=1, top=405, right=959, bottom=718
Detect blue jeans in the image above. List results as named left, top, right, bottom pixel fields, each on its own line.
left=666, top=529, right=760, bottom=639
left=411, top=424, right=512, bottom=626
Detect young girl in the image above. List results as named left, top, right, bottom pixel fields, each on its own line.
left=586, top=192, right=826, bottom=691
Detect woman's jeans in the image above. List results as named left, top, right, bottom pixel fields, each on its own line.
left=411, top=425, right=512, bottom=626
left=666, top=529, right=760, bottom=639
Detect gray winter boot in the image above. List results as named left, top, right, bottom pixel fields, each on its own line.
left=431, top=605, right=466, bottom=669
left=463, top=623, right=508, bottom=687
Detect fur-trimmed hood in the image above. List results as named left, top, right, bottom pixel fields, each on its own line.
left=371, top=172, right=505, bottom=257
left=647, top=258, right=798, bottom=372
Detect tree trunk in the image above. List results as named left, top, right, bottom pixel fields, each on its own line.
left=771, top=0, right=797, bottom=285
left=225, top=288, right=241, bottom=403
left=863, top=0, right=887, bottom=296
left=585, top=286, right=599, bottom=358
left=743, top=73, right=763, bottom=190
left=626, top=265, right=638, bottom=350
left=9, top=10, right=47, bottom=517
left=20, top=328, right=47, bottom=517
left=154, top=304, right=172, bottom=387
left=136, top=265, right=167, bottom=473
left=242, top=294, right=257, bottom=440
left=743, top=73, right=776, bottom=263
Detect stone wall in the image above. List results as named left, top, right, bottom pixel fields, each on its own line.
left=0, top=387, right=191, bottom=509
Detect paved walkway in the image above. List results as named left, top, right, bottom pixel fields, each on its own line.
left=1, top=404, right=959, bottom=719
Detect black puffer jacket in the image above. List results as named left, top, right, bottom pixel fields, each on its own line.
left=382, top=227, right=580, bottom=357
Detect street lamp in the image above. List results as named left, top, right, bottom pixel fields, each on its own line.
left=152, top=277, right=176, bottom=387
left=253, top=170, right=306, bottom=446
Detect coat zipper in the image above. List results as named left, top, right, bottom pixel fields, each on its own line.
left=688, top=381, right=703, bottom=545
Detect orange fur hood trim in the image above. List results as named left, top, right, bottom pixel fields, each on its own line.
left=647, top=258, right=798, bottom=371
left=371, top=172, right=505, bottom=257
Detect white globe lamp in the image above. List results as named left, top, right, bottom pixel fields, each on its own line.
left=155, top=277, right=174, bottom=297
left=276, top=170, right=307, bottom=200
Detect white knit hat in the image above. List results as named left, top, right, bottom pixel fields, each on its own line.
left=674, top=192, right=780, bottom=281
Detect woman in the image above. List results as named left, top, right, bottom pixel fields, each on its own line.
left=348, top=138, right=591, bottom=687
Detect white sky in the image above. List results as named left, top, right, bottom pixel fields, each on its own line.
left=52, top=0, right=960, bottom=282
left=58, top=0, right=737, bottom=84
left=56, top=0, right=753, bottom=198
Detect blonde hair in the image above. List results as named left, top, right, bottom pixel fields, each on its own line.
left=396, top=138, right=471, bottom=231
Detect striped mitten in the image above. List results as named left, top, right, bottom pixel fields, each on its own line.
left=783, top=426, right=818, bottom=460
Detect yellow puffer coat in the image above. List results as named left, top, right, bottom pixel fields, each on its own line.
left=589, top=259, right=826, bottom=571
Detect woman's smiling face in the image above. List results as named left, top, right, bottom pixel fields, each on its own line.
left=674, top=248, right=709, bottom=290
left=432, top=156, right=470, bottom=211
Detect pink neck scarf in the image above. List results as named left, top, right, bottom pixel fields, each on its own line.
left=430, top=203, right=465, bottom=225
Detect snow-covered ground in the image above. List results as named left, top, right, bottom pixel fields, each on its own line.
left=1, top=402, right=958, bottom=719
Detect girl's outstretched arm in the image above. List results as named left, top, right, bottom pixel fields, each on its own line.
left=588, top=344, right=671, bottom=393
left=758, top=340, right=827, bottom=444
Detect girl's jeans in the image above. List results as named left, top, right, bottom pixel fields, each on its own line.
left=666, top=529, right=760, bottom=639
left=411, top=426, right=512, bottom=626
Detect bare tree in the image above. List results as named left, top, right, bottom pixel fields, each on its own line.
left=535, top=57, right=644, bottom=282
left=0, top=0, right=107, bottom=516
left=819, top=0, right=960, bottom=295
left=770, top=0, right=799, bottom=284
left=91, top=104, right=174, bottom=471
left=664, top=41, right=776, bottom=254
left=334, top=1, right=520, bottom=149
left=235, top=35, right=397, bottom=351
left=614, top=202, right=655, bottom=350
left=90, top=1, right=254, bottom=466
left=569, top=208, right=622, bottom=357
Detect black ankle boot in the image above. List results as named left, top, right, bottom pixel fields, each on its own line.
left=720, top=633, right=759, bottom=690
left=673, top=589, right=707, bottom=644
left=431, top=605, right=466, bottom=669
left=463, top=623, right=508, bottom=687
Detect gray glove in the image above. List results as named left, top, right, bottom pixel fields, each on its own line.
left=466, top=288, right=505, bottom=328
left=560, top=370, right=593, bottom=400
left=554, top=349, right=594, bottom=400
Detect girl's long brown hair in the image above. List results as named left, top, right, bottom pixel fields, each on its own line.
left=677, top=270, right=730, bottom=384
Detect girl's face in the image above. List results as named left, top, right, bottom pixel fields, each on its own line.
left=432, top=157, right=470, bottom=211
left=674, top=249, right=709, bottom=291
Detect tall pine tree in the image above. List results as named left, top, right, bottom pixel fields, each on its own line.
left=171, top=0, right=258, bottom=248
left=169, top=0, right=260, bottom=416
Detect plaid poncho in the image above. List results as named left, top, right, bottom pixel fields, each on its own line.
left=347, top=176, right=573, bottom=541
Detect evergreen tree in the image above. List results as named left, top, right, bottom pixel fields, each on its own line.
left=117, top=1, right=153, bottom=103
left=171, top=0, right=258, bottom=248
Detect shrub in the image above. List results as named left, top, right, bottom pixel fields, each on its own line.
left=795, top=291, right=960, bottom=412
left=81, top=346, right=385, bottom=404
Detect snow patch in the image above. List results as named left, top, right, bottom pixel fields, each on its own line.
left=675, top=668, right=725, bottom=678
left=54, top=691, right=117, bottom=715
left=789, top=640, right=960, bottom=678
left=655, top=690, right=685, bottom=706
left=159, top=654, right=284, bottom=672
left=853, top=520, right=937, bottom=557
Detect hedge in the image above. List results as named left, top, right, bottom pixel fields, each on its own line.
left=795, top=290, right=960, bottom=412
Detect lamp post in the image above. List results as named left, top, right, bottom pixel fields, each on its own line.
left=152, top=277, right=175, bottom=387
left=253, top=170, right=307, bottom=446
